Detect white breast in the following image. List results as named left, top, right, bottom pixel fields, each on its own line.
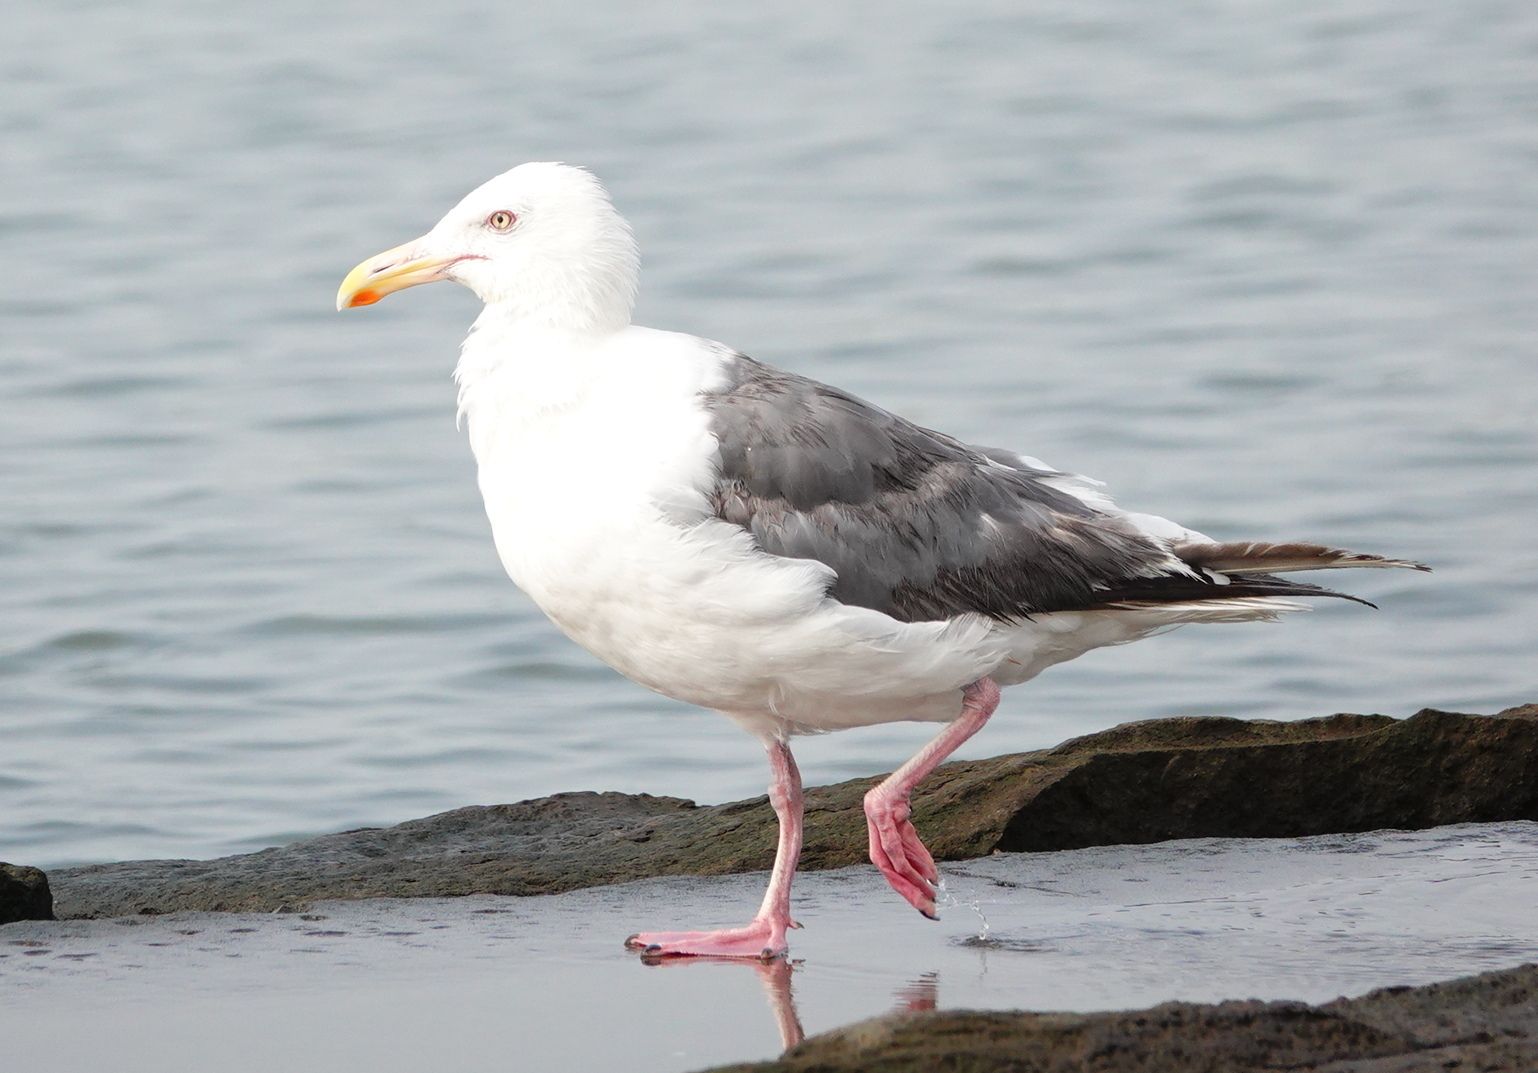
left=459, top=327, right=831, bottom=709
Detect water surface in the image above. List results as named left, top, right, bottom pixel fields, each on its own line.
left=5, top=824, right=1536, bottom=1072
left=3, top=1, right=1536, bottom=866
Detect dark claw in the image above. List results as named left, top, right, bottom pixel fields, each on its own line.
left=919, top=907, right=939, bottom=921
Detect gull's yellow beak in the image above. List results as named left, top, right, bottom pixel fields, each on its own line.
left=336, top=240, right=460, bottom=310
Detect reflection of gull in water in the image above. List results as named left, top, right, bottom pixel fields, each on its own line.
left=755, top=959, right=806, bottom=1053
left=642, top=955, right=805, bottom=1052
left=893, top=972, right=940, bottom=1014
left=638, top=958, right=936, bottom=1056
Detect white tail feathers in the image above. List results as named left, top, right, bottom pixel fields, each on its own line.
left=1106, top=596, right=1312, bottom=622
left=1175, top=540, right=1430, bottom=575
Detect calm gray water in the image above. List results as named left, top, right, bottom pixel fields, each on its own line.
left=4, top=1, right=1536, bottom=868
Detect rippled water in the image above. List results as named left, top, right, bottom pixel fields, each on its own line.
left=7, top=824, right=1537, bottom=1072
left=4, top=1, right=1537, bottom=867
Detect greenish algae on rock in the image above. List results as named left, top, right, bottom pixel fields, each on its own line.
left=41, top=703, right=1538, bottom=919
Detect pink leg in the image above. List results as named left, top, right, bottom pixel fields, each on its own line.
left=626, top=737, right=803, bottom=960
left=865, top=677, right=1001, bottom=918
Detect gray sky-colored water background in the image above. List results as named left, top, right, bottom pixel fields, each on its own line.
left=3, top=1, right=1536, bottom=870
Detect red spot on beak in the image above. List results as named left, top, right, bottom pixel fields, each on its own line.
left=349, top=290, right=381, bottom=307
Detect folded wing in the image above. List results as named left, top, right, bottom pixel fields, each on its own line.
left=700, top=355, right=1423, bottom=624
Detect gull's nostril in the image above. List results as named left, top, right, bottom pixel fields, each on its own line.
left=368, top=261, right=396, bottom=277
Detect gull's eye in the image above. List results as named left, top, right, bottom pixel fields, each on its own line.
left=486, top=210, right=517, bottom=232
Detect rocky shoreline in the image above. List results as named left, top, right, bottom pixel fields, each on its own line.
left=4, top=702, right=1533, bottom=921
left=6, top=702, right=1537, bottom=1072
left=704, top=962, right=1538, bottom=1073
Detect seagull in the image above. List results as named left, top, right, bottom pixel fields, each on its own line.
left=336, top=162, right=1426, bottom=960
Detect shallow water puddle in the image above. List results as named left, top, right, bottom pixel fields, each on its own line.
left=4, top=822, right=1537, bottom=1072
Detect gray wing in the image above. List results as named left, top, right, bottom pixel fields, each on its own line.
left=701, top=356, right=1199, bottom=623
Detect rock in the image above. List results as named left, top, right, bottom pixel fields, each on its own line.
left=0, top=862, right=54, bottom=924
left=49, top=703, right=1538, bottom=919
left=698, top=962, right=1538, bottom=1072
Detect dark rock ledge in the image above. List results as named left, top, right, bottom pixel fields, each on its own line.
left=0, top=862, right=53, bottom=925
left=32, top=702, right=1538, bottom=920
left=702, top=962, right=1538, bottom=1073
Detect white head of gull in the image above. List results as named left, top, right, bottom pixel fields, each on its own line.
left=338, top=161, right=1427, bottom=960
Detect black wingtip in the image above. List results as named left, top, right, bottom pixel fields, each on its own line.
left=1325, top=587, right=1379, bottom=609
left=1095, top=571, right=1383, bottom=610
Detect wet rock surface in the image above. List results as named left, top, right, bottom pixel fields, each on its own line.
left=702, top=963, right=1538, bottom=1073
left=0, top=862, right=54, bottom=924
left=48, top=704, right=1538, bottom=919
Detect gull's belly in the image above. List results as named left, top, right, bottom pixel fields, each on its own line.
left=484, top=483, right=836, bottom=711
left=478, top=467, right=1055, bottom=730
left=468, top=384, right=837, bottom=713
